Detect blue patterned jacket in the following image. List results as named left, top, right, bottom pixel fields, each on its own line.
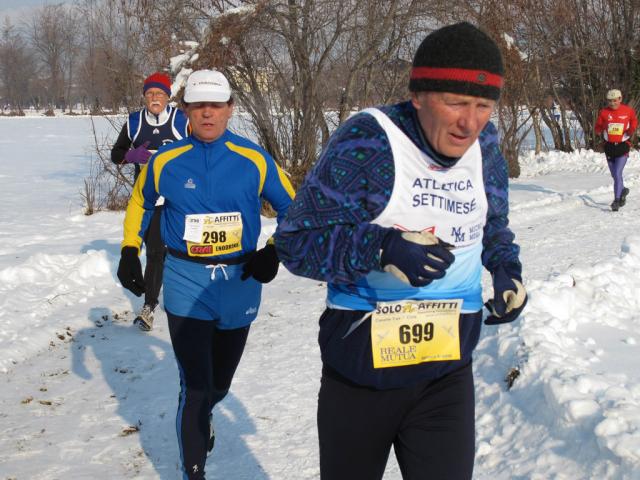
left=274, top=101, right=521, bottom=284
left=273, top=101, right=522, bottom=389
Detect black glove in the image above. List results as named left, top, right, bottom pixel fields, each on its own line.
left=117, top=246, right=145, bottom=296
left=380, top=230, right=455, bottom=287
left=241, top=243, right=279, bottom=283
left=484, top=265, right=527, bottom=325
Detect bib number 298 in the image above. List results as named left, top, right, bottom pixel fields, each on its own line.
left=202, top=231, right=227, bottom=244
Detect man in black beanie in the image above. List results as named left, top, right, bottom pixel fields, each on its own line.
left=275, top=22, right=527, bottom=479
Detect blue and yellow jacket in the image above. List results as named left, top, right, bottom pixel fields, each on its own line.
left=122, top=130, right=295, bottom=259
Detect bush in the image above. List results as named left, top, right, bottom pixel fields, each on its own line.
left=82, top=116, right=134, bottom=215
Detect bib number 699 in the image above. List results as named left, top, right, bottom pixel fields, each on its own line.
left=399, top=322, right=434, bottom=344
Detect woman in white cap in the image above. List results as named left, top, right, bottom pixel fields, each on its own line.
left=116, top=69, right=295, bottom=479
left=595, top=88, right=637, bottom=211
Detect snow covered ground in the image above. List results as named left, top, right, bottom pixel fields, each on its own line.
left=1, top=116, right=639, bottom=479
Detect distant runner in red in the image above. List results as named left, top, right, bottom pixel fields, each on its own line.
left=595, top=88, right=637, bottom=211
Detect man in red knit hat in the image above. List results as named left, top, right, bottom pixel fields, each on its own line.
left=111, top=72, right=189, bottom=330
left=595, top=88, right=637, bottom=211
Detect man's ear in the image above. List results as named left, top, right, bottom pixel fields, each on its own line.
left=410, top=91, right=422, bottom=110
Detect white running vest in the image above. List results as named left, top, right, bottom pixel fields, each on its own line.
left=327, top=108, right=488, bottom=312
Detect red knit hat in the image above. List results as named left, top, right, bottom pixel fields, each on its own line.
left=143, top=72, right=171, bottom=96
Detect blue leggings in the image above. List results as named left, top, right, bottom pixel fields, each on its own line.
left=168, top=312, right=250, bottom=479
left=607, top=155, right=628, bottom=199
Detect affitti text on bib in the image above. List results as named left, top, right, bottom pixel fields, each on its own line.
left=183, top=212, right=243, bottom=257
left=371, top=299, right=461, bottom=369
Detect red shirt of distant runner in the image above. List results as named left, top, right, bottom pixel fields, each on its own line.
left=595, top=103, right=638, bottom=144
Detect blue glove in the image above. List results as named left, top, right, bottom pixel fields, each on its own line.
left=380, top=230, right=455, bottom=287
left=485, top=265, right=527, bottom=325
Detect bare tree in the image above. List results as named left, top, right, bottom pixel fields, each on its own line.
left=332, top=1, right=427, bottom=125
left=140, top=0, right=434, bottom=185
left=27, top=4, right=75, bottom=111
left=495, top=42, right=534, bottom=178
left=82, top=116, right=137, bottom=214
left=0, top=17, right=35, bottom=113
left=75, top=0, right=163, bottom=113
left=510, top=0, right=640, bottom=150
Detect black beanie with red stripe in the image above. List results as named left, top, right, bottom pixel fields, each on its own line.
left=409, top=22, right=504, bottom=100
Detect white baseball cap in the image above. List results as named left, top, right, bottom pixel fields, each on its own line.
left=606, top=89, right=622, bottom=100
left=183, top=69, right=231, bottom=103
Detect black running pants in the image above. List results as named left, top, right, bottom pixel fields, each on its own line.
left=143, top=205, right=166, bottom=306
left=318, top=362, right=475, bottom=480
left=167, top=312, right=250, bottom=480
